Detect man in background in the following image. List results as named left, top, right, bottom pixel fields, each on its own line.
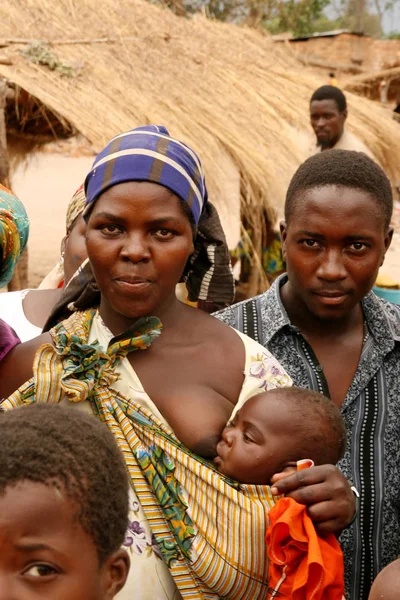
left=310, top=85, right=375, bottom=158
left=328, top=72, right=338, bottom=87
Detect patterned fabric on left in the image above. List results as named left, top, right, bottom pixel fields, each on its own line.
left=2, top=309, right=281, bottom=599
left=0, top=184, right=29, bottom=288
left=0, top=318, right=20, bottom=362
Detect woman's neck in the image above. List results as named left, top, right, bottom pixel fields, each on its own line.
left=98, top=294, right=186, bottom=338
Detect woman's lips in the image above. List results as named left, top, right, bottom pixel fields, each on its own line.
left=115, top=278, right=152, bottom=292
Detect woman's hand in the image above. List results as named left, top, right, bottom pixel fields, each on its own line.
left=270, top=464, right=356, bottom=536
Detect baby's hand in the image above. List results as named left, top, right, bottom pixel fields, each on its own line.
left=270, top=467, right=297, bottom=491
left=271, top=460, right=314, bottom=491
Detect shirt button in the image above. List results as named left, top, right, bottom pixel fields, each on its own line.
left=316, top=365, right=323, bottom=372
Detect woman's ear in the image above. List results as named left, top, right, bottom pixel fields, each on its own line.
left=61, top=234, right=67, bottom=256
left=102, top=549, right=130, bottom=599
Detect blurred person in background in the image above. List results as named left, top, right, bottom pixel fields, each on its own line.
left=0, top=183, right=29, bottom=360
left=0, top=185, right=87, bottom=341
left=310, top=85, right=375, bottom=158
left=328, top=72, right=338, bottom=87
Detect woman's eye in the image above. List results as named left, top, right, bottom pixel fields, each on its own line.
left=303, top=239, right=318, bottom=247
left=101, top=225, right=121, bottom=234
left=24, top=564, right=58, bottom=578
left=242, top=432, right=253, bottom=443
left=154, top=229, right=175, bottom=240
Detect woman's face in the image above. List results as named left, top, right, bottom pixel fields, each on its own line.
left=63, top=215, right=87, bottom=285
left=86, top=181, right=194, bottom=331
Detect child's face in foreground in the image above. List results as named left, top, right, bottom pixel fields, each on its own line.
left=0, top=481, right=129, bottom=600
left=214, top=391, right=316, bottom=484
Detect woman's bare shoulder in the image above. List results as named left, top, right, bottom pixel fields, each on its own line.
left=183, top=306, right=249, bottom=366
left=186, top=305, right=241, bottom=338
left=0, top=332, right=52, bottom=399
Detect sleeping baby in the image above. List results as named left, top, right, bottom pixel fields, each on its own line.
left=214, top=386, right=347, bottom=600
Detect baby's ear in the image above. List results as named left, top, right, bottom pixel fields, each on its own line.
left=102, top=549, right=130, bottom=599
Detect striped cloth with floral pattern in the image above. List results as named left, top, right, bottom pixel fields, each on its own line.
left=2, top=308, right=279, bottom=599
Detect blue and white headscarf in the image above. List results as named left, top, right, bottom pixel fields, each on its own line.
left=84, top=125, right=207, bottom=225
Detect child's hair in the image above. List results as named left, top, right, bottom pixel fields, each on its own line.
left=272, top=387, right=347, bottom=464
left=285, top=149, right=393, bottom=229
left=0, top=404, right=129, bottom=563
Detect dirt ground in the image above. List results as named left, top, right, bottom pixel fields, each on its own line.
left=12, top=152, right=94, bottom=288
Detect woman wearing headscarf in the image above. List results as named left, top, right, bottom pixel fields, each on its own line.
left=39, top=183, right=87, bottom=290
left=0, top=185, right=87, bottom=341
left=0, top=126, right=355, bottom=599
left=0, top=183, right=28, bottom=362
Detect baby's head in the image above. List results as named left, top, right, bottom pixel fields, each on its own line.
left=0, top=404, right=130, bottom=600
left=214, top=387, right=346, bottom=485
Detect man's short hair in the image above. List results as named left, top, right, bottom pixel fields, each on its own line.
left=310, top=85, right=347, bottom=113
left=272, top=386, right=347, bottom=464
left=285, top=149, right=393, bottom=230
left=0, top=404, right=129, bottom=563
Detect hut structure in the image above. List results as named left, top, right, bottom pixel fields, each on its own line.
left=344, top=67, right=400, bottom=104
left=274, top=31, right=400, bottom=74
left=1, top=0, right=400, bottom=294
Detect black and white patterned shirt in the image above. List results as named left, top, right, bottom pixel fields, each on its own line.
left=215, top=274, right=400, bottom=600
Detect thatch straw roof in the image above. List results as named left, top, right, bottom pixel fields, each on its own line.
left=1, top=0, right=400, bottom=292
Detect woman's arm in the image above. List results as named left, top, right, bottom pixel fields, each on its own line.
left=0, top=333, right=51, bottom=399
left=270, top=464, right=356, bottom=535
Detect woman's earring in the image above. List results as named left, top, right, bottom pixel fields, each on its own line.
left=58, top=251, right=65, bottom=269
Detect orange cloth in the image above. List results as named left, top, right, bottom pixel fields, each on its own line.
left=266, top=496, right=344, bottom=599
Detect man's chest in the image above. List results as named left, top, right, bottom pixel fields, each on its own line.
left=305, top=335, right=363, bottom=407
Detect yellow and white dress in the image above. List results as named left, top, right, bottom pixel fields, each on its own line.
left=3, top=309, right=292, bottom=600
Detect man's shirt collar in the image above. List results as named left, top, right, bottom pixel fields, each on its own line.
left=259, top=273, right=400, bottom=350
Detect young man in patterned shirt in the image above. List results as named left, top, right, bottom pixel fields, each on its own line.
left=215, top=149, right=400, bottom=600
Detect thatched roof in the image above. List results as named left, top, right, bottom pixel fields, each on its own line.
left=344, top=67, right=400, bottom=101
left=1, top=0, right=400, bottom=276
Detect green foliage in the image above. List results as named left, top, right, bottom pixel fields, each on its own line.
left=21, top=42, right=76, bottom=78
left=275, top=0, right=331, bottom=35
left=169, top=0, right=399, bottom=38
left=386, top=30, right=400, bottom=38
left=260, top=0, right=385, bottom=37
left=304, top=14, right=342, bottom=32
left=341, top=11, right=382, bottom=36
